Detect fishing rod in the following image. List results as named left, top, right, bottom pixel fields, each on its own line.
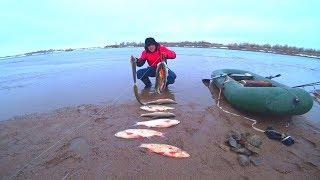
left=292, top=81, right=320, bottom=88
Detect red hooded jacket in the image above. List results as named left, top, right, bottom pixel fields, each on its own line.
left=138, top=45, right=176, bottom=67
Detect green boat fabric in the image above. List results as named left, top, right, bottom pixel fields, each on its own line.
left=211, top=69, right=313, bottom=115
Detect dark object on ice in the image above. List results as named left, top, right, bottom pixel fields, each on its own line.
left=247, top=135, right=262, bottom=148
left=230, top=130, right=242, bottom=141
left=245, top=142, right=260, bottom=154
left=238, top=155, right=250, bottom=166
left=231, top=147, right=252, bottom=156
left=282, top=136, right=295, bottom=146
left=250, top=157, right=262, bottom=166
left=227, top=137, right=238, bottom=148
left=265, top=126, right=295, bottom=146
left=265, top=74, right=281, bottom=79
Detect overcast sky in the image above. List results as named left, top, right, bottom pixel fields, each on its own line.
left=0, top=0, right=319, bottom=56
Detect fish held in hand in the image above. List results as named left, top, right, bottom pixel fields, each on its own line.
left=134, top=119, right=180, bottom=128
left=146, top=98, right=176, bottom=105
left=115, top=129, right=164, bottom=139
left=140, top=143, right=190, bottom=158
left=140, top=105, right=174, bottom=112
left=155, top=62, right=168, bottom=94
left=140, top=112, right=176, bottom=119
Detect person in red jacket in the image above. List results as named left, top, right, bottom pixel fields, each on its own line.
left=134, top=37, right=177, bottom=88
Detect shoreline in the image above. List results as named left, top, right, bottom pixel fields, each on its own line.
left=1, top=98, right=319, bottom=179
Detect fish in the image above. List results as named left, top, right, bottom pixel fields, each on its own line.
left=140, top=112, right=176, bottom=119
left=155, top=61, right=168, bottom=94
left=145, top=98, right=176, bottom=105
left=134, top=119, right=180, bottom=128
left=140, top=143, right=190, bottom=158
left=140, top=105, right=174, bottom=112
left=114, top=129, right=164, bottom=139
left=130, top=56, right=145, bottom=105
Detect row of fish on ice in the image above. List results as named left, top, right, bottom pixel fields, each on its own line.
left=114, top=98, right=190, bottom=158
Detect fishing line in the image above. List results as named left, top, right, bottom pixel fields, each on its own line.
left=11, top=48, right=178, bottom=178
left=292, top=81, right=320, bottom=88
left=0, top=123, right=43, bottom=150
left=10, top=71, right=133, bottom=180
left=11, top=54, right=171, bottom=179
left=11, top=89, right=131, bottom=179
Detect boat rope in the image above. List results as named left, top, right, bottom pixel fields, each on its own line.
left=216, top=79, right=265, bottom=133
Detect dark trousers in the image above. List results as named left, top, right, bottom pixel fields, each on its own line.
left=137, top=67, right=177, bottom=86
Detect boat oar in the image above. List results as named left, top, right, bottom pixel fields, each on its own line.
left=265, top=74, right=281, bottom=79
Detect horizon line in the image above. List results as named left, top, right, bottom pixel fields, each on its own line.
left=1, top=40, right=320, bottom=59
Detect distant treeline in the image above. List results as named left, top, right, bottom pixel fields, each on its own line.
left=105, top=41, right=320, bottom=59
left=3, top=41, right=319, bottom=60
left=24, top=48, right=74, bottom=56
left=0, top=48, right=76, bottom=59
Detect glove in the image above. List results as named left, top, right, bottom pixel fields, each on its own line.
left=160, top=52, right=167, bottom=61
left=265, top=126, right=294, bottom=146
left=131, top=56, right=138, bottom=63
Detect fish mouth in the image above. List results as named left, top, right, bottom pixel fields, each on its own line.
left=114, top=133, right=122, bottom=137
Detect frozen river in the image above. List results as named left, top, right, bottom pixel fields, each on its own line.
left=1, top=47, right=319, bottom=124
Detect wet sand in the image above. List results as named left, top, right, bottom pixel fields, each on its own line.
left=1, top=85, right=320, bottom=179
left=1, top=48, right=320, bottom=179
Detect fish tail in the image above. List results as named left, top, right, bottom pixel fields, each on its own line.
left=140, top=114, right=149, bottom=117
left=132, top=122, right=139, bottom=127
left=134, top=84, right=145, bottom=105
